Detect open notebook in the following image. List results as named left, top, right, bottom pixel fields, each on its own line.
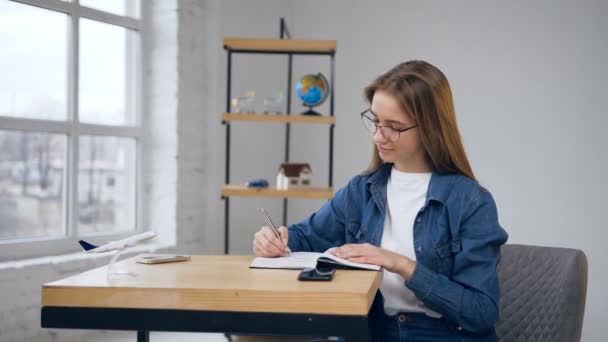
left=250, top=249, right=381, bottom=271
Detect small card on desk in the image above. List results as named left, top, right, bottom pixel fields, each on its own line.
left=249, top=249, right=381, bottom=271
left=135, top=254, right=190, bottom=264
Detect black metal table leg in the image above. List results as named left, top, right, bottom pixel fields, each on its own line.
left=137, top=330, right=149, bottom=342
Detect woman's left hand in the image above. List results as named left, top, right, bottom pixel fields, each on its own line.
left=332, top=243, right=417, bottom=279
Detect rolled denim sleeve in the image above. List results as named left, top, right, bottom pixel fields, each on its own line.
left=287, top=184, right=349, bottom=253
left=405, top=190, right=508, bottom=333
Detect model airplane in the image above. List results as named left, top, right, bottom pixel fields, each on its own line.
left=78, top=231, right=158, bottom=253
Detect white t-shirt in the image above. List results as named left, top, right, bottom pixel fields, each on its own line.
left=379, top=167, right=441, bottom=317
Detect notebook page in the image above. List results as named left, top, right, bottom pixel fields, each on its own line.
left=319, top=249, right=381, bottom=270
left=250, top=252, right=322, bottom=269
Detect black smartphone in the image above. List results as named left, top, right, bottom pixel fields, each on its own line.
left=298, top=266, right=336, bottom=281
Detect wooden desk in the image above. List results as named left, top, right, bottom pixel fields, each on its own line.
left=41, top=255, right=382, bottom=341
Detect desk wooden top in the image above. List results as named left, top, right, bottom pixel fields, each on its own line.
left=42, top=255, right=382, bottom=316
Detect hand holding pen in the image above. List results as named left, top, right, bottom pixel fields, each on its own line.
left=253, top=208, right=291, bottom=257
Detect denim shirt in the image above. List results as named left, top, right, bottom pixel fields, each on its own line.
left=288, top=163, right=508, bottom=341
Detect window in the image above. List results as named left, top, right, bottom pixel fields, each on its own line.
left=0, top=0, right=141, bottom=260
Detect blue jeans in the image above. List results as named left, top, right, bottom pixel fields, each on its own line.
left=382, top=312, right=460, bottom=342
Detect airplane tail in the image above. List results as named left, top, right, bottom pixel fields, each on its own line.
left=78, top=240, right=98, bottom=251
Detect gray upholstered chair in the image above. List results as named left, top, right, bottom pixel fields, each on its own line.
left=496, top=244, right=588, bottom=342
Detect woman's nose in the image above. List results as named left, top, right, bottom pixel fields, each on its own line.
left=372, top=128, right=387, bottom=143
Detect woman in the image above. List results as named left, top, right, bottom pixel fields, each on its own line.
left=253, top=60, right=508, bottom=341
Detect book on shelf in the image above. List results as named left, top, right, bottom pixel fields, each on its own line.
left=250, top=248, right=381, bottom=271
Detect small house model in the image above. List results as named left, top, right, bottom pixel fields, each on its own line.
left=276, top=163, right=312, bottom=190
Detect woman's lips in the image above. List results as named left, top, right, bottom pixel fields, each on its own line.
left=377, top=146, right=392, bottom=153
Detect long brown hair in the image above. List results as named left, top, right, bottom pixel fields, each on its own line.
left=363, top=60, right=475, bottom=180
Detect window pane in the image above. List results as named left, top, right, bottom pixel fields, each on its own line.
left=80, top=0, right=140, bottom=18
left=78, top=136, right=136, bottom=234
left=80, top=19, right=137, bottom=126
left=0, top=2, right=68, bottom=120
left=0, top=130, right=67, bottom=241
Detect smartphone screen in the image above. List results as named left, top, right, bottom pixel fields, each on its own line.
left=298, top=267, right=335, bottom=281
left=136, top=254, right=190, bottom=264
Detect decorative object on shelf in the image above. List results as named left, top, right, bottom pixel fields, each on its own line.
left=231, top=90, right=256, bottom=113
left=296, top=73, right=329, bottom=116
left=245, top=179, right=269, bottom=188
left=263, top=91, right=285, bottom=114
left=276, top=163, right=312, bottom=190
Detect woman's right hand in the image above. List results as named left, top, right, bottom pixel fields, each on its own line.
left=253, top=225, right=289, bottom=257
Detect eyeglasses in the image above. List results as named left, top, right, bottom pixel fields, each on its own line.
left=360, top=109, right=418, bottom=142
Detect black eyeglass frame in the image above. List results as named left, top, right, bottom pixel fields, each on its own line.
left=360, top=108, right=418, bottom=141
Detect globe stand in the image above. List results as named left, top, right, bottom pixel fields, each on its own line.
left=301, top=107, right=321, bottom=116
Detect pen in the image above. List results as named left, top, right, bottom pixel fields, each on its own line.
left=260, top=208, right=291, bottom=255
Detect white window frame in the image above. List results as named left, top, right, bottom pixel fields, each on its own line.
left=0, top=0, right=144, bottom=261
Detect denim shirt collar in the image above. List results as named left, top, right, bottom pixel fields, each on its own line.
left=366, top=163, right=456, bottom=210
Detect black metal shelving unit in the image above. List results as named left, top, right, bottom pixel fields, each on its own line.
left=221, top=19, right=337, bottom=254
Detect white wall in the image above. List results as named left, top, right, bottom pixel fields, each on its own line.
left=210, top=0, right=607, bottom=340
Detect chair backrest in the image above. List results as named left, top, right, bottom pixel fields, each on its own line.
left=496, top=244, right=588, bottom=342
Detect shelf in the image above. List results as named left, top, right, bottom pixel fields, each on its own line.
left=222, top=113, right=336, bottom=125
left=222, top=29, right=337, bottom=254
left=223, top=37, right=337, bottom=53
left=221, top=185, right=334, bottom=199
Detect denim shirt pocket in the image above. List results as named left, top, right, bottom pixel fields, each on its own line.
left=433, top=239, right=462, bottom=276
left=346, top=220, right=367, bottom=243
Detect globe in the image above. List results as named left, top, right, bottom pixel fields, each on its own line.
left=296, top=73, right=329, bottom=115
